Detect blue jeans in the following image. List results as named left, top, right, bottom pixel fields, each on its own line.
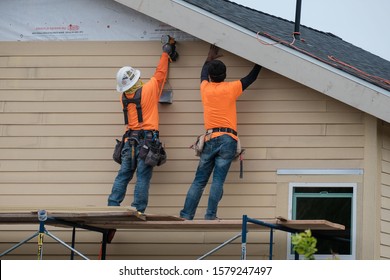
left=108, top=140, right=153, bottom=212
left=180, top=134, right=237, bottom=220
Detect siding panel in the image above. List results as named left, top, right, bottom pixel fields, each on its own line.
left=381, top=122, right=390, bottom=258
left=0, top=41, right=366, bottom=260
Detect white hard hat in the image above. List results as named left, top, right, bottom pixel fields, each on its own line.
left=116, top=66, right=141, bottom=92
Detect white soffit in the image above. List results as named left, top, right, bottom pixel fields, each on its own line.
left=115, top=0, right=390, bottom=123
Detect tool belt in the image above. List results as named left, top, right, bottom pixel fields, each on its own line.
left=190, top=128, right=245, bottom=178
left=126, top=129, right=158, bottom=140
left=113, top=129, right=166, bottom=167
left=207, top=127, right=238, bottom=136
left=192, top=128, right=240, bottom=157
left=126, top=130, right=166, bottom=167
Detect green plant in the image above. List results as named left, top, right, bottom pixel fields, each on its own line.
left=291, top=229, right=317, bottom=260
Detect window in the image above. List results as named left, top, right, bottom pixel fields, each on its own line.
left=287, top=183, right=356, bottom=260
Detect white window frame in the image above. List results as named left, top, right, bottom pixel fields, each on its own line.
left=287, top=182, right=357, bottom=260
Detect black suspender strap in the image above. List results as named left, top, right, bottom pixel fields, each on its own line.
left=122, top=88, right=143, bottom=124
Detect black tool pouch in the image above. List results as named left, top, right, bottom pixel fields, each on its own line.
left=113, top=134, right=126, bottom=164
left=139, top=140, right=150, bottom=160
left=139, top=139, right=167, bottom=167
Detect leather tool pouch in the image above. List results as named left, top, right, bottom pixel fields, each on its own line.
left=191, top=134, right=206, bottom=157
left=112, top=134, right=126, bottom=164
left=139, top=139, right=167, bottom=167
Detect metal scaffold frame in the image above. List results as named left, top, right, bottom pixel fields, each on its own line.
left=0, top=207, right=345, bottom=260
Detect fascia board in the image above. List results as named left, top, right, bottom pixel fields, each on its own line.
left=114, top=0, right=390, bottom=123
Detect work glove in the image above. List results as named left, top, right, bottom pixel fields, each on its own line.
left=162, top=43, right=179, bottom=62
left=206, top=44, right=223, bottom=62
left=162, top=43, right=173, bottom=54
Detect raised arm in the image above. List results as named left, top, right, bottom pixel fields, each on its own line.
left=153, top=52, right=170, bottom=91
left=240, top=64, right=262, bottom=91
left=201, top=45, right=223, bottom=83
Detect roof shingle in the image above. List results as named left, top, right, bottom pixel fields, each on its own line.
left=183, top=0, right=390, bottom=91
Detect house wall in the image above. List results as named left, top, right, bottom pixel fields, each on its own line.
left=0, top=41, right=368, bottom=259
left=380, top=122, right=390, bottom=259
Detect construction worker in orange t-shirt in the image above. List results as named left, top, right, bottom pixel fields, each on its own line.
left=180, top=45, right=261, bottom=220
left=108, top=42, right=177, bottom=213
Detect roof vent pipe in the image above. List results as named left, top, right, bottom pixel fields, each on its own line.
left=294, top=0, right=302, bottom=39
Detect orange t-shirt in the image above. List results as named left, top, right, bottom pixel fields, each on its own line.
left=201, top=80, right=243, bottom=140
left=122, top=53, right=169, bottom=131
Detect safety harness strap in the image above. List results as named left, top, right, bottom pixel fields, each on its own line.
left=122, top=88, right=143, bottom=124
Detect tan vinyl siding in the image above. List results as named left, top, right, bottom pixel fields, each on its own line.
left=381, top=122, right=390, bottom=259
left=0, top=41, right=365, bottom=260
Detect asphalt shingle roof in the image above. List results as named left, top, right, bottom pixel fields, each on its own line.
left=183, top=0, right=390, bottom=91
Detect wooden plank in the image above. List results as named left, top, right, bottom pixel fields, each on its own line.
left=0, top=207, right=344, bottom=232
left=91, top=219, right=259, bottom=230
left=0, top=206, right=144, bottom=222
left=82, top=218, right=345, bottom=231
left=0, top=206, right=135, bottom=212
left=276, top=219, right=345, bottom=231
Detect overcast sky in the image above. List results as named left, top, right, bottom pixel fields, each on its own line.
left=231, top=0, right=390, bottom=62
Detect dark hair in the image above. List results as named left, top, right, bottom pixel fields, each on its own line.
left=208, top=60, right=226, bottom=82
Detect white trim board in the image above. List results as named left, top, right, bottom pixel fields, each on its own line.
left=277, top=169, right=364, bottom=175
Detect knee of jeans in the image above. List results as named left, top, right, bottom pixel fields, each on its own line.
left=137, top=163, right=153, bottom=179
left=187, top=184, right=207, bottom=199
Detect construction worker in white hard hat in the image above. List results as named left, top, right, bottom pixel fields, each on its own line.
left=108, top=39, right=178, bottom=214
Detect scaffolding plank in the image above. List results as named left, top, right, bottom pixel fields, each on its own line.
left=276, top=219, right=345, bottom=231
left=0, top=206, right=345, bottom=231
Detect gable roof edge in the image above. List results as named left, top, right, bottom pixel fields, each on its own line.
left=114, top=0, right=390, bottom=123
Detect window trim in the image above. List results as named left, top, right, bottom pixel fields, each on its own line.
left=287, top=182, right=357, bottom=260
